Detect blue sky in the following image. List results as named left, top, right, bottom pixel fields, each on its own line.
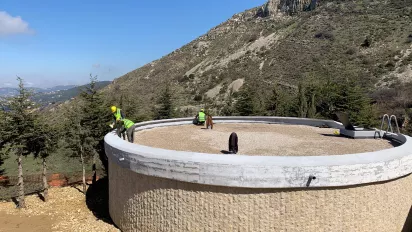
left=0, top=0, right=265, bottom=88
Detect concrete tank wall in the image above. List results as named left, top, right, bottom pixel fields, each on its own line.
left=105, top=117, right=412, bottom=232
left=109, top=161, right=412, bottom=232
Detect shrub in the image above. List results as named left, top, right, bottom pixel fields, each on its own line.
left=193, top=95, right=203, bottom=102
left=385, top=61, right=396, bottom=71
left=406, top=34, right=412, bottom=44
left=247, top=35, right=258, bottom=43
left=361, top=38, right=371, bottom=48
left=178, top=75, right=189, bottom=83
left=345, top=48, right=357, bottom=55
left=314, top=31, right=334, bottom=41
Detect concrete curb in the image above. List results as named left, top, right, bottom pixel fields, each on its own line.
left=104, top=116, right=412, bottom=188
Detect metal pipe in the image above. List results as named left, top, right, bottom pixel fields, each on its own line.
left=306, top=175, right=316, bottom=187
left=390, top=115, right=400, bottom=134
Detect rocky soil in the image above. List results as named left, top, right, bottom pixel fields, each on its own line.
left=0, top=186, right=119, bottom=232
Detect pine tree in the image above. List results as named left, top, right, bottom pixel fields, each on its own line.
left=65, top=104, right=88, bottom=193
left=65, top=75, right=111, bottom=194
left=316, top=78, right=340, bottom=119
left=221, top=91, right=234, bottom=116
left=119, top=94, right=138, bottom=121
left=266, top=87, right=279, bottom=116
left=315, top=77, right=377, bottom=127
left=1, top=77, right=37, bottom=208
left=154, top=85, right=175, bottom=120
left=31, top=116, right=58, bottom=202
left=80, top=75, right=111, bottom=180
left=0, top=107, right=8, bottom=176
left=345, top=83, right=376, bottom=128
left=234, top=85, right=256, bottom=116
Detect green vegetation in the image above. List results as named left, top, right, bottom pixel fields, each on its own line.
left=0, top=77, right=38, bottom=208
left=153, top=85, right=176, bottom=120
left=31, top=114, right=59, bottom=202
left=234, top=85, right=257, bottom=116
left=65, top=75, right=111, bottom=194
left=223, top=75, right=377, bottom=128
left=0, top=76, right=110, bottom=201
left=297, top=83, right=308, bottom=118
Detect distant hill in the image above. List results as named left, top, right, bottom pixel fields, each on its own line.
left=0, top=85, right=76, bottom=97
left=0, top=88, right=18, bottom=98
left=42, top=85, right=77, bottom=93
left=32, top=81, right=111, bottom=106
left=0, top=82, right=111, bottom=106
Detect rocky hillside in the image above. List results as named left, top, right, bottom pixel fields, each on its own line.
left=102, top=0, right=412, bottom=116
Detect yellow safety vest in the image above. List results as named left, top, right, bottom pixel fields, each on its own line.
left=123, top=119, right=135, bottom=129
left=114, top=108, right=123, bottom=121
left=199, top=112, right=206, bottom=122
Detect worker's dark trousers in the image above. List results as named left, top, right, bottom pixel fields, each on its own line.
left=126, top=125, right=136, bottom=143
left=116, top=123, right=126, bottom=140
left=193, top=118, right=205, bottom=125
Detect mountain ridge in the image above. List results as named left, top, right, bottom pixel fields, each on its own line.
left=100, top=0, right=411, bottom=118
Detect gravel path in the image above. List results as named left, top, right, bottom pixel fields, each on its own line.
left=134, top=123, right=393, bottom=156
left=0, top=186, right=119, bottom=232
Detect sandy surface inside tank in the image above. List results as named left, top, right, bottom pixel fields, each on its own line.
left=133, top=123, right=394, bottom=156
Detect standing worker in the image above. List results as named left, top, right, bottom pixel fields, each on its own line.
left=110, top=106, right=125, bottom=139
left=193, top=108, right=206, bottom=125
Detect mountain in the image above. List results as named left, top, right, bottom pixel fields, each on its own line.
left=0, top=85, right=76, bottom=97
left=100, top=0, right=412, bottom=118
left=0, top=83, right=110, bottom=106
left=32, top=81, right=111, bottom=106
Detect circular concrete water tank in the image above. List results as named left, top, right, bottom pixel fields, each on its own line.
left=104, top=116, right=412, bottom=232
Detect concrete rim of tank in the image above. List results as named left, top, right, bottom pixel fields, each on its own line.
left=104, top=116, right=412, bottom=188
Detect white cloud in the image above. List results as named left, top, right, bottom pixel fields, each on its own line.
left=3, top=82, right=12, bottom=87
left=92, top=64, right=101, bottom=68
left=0, top=11, right=34, bottom=36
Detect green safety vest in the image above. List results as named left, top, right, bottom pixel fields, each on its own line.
left=114, top=108, right=123, bottom=121
left=123, top=119, right=135, bottom=129
left=198, top=112, right=206, bottom=122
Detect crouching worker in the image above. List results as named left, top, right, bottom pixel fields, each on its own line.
left=193, top=108, right=206, bottom=125
left=122, top=118, right=136, bottom=143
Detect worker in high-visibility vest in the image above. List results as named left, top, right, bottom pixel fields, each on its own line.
left=110, top=106, right=126, bottom=139
left=122, top=118, right=136, bottom=143
left=193, top=108, right=206, bottom=125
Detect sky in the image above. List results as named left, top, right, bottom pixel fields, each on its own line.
left=0, top=0, right=266, bottom=88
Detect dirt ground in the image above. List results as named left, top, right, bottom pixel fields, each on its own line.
left=0, top=186, right=119, bottom=232
left=134, top=123, right=394, bottom=156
